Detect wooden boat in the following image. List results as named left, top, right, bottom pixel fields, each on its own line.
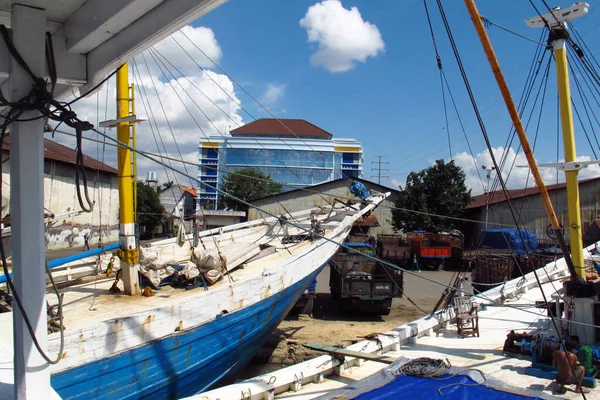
left=0, top=188, right=387, bottom=399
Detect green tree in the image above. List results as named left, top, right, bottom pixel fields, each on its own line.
left=391, top=160, right=471, bottom=233
left=158, top=181, right=174, bottom=194
left=136, top=181, right=165, bottom=237
left=218, top=169, right=283, bottom=211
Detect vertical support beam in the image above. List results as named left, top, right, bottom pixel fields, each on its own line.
left=554, top=37, right=585, bottom=278
left=9, top=5, right=50, bottom=399
left=117, top=64, right=140, bottom=295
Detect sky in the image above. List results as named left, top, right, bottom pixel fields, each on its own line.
left=59, top=0, right=600, bottom=196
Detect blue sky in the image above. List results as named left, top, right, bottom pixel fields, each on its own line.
left=67, top=0, right=600, bottom=195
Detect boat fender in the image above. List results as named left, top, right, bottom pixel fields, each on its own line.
left=349, top=181, right=371, bottom=200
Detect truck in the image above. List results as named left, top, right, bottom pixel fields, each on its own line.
left=329, top=241, right=403, bottom=315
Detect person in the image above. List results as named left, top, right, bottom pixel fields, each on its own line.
left=412, top=254, right=421, bottom=273
left=553, top=347, right=587, bottom=394
left=83, top=232, right=89, bottom=251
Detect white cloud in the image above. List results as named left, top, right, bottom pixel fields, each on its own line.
left=391, top=179, right=403, bottom=190
left=300, top=0, right=384, bottom=72
left=453, top=147, right=600, bottom=195
left=153, top=26, right=223, bottom=75
left=57, top=25, right=243, bottom=186
left=261, top=83, right=286, bottom=104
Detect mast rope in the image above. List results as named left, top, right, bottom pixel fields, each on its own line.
left=87, top=125, right=600, bottom=333
left=146, top=44, right=338, bottom=210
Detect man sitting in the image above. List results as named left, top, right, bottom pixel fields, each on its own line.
left=553, top=347, right=587, bottom=394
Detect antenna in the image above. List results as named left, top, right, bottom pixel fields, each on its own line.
left=371, top=155, right=389, bottom=185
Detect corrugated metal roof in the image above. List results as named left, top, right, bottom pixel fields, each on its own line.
left=2, top=137, right=117, bottom=174
left=230, top=119, right=333, bottom=139
left=467, top=177, right=600, bottom=209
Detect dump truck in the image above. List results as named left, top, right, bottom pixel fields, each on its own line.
left=329, top=241, right=403, bottom=315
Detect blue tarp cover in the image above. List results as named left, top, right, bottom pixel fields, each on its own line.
left=353, top=374, right=542, bottom=400
left=480, top=229, right=539, bottom=256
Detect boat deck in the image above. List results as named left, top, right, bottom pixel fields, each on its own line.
left=196, top=263, right=598, bottom=400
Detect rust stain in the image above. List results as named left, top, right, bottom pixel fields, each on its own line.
left=186, top=345, right=192, bottom=369
left=235, top=299, right=243, bottom=310
left=263, top=284, right=271, bottom=299
left=238, top=329, right=246, bottom=342
left=141, top=359, right=149, bottom=374
left=61, top=352, right=67, bottom=359
left=143, top=315, right=153, bottom=325
left=79, top=334, right=84, bottom=339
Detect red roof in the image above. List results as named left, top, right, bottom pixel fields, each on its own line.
left=467, top=176, right=600, bottom=209
left=2, top=137, right=117, bottom=174
left=230, top=119, right=333, bottom=139
left=179, top=185, right=197, bottom=197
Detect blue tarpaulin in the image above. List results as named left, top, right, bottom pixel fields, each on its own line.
left=353, top=374, right=542, bottom=400
left=480, top=229, right=538, bottom=256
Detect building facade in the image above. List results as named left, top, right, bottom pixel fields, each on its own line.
left=159, top=185, right=197, bottom=234
left=197, top=119, right=364, bottom=210
left=465, top=177, right=600, bottom=248
left=247, top=178, right=399, bottom=239
left=2, top=138, right=119, bottom=250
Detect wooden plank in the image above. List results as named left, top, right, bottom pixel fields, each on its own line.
left=525, top=367, right=596, bottom=388
left=304, top=343, right=397, bottom=364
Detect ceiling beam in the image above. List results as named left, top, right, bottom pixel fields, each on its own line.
left=64, top=0, right=163, bottom=54
left=0, top=31, right=86, bottom=89
left=82, top=0, right=227, bottom=95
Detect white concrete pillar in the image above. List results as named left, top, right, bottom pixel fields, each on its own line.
left=9, top=5, right=50, bottom=399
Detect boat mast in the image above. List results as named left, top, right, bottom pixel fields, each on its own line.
left=462, top=0, right=579, bottom=279
left=116, top=64, right=140, bottom=295
left=525, top=3, right=589, bottom=278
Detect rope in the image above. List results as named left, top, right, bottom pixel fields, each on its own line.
left=88, top=126, right=600, bottom=331
left=393, top=357, right=451, bottom=378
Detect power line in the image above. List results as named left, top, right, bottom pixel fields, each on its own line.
left=371, top=155, right=389, bottom=185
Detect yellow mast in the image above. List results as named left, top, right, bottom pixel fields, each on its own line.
left=524, top=3, right=590, bottom=278
left=116, top=63, right=140, bottom=295
left=552, top=30, right=584, bottom=277
left=462, top=0, right=582, bottom=279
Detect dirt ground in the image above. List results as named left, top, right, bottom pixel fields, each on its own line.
left=248, top=268, right=460, bottom=370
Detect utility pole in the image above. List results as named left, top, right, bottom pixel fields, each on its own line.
left=371, top=156, right=389, bottom=184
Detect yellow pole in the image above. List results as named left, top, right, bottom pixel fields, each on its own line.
left=462, top=0, right=579, bottom=277
left=130, top=83, right=137, bottom=221
left=116, top=63, right=140, bottom=295
left=553, top=38, right=585, bottom=277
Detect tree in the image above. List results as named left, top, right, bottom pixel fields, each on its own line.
left=218, top=169, right=283, bottom=211
left=157, top=181, right=174, bottom=194
left=136, top=181, right=165, bottom=238
left=391, top=160, right=471, bottom=233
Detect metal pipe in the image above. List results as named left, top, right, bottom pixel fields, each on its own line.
left=0, top=243, right=121, bottom=284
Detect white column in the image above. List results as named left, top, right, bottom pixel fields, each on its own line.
left=10, top=5, right=50, bottom=399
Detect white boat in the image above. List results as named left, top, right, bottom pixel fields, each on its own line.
left=0, top=186, right=387, bottom=399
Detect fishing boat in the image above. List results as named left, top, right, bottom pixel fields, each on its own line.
left=197, top=1, right=600, bottom=399
left=0, top=1, right=390, bottom=399
left=0, top=180, right=387, bottom=400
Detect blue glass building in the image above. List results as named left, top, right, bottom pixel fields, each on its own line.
left=197, top=118, right=363, bottom=209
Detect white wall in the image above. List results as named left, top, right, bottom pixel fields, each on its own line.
left=2, top=159, right=120, bottom=250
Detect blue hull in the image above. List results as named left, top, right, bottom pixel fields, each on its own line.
left=52, top=265, right=324, bottom=400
